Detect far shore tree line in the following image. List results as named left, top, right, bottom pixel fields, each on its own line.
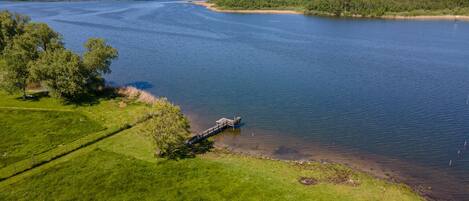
left=210, top=0, right=469, bottom=16
left=0, top=10, right=118, bottom=101
left=305, top=0, right=469, bottom=16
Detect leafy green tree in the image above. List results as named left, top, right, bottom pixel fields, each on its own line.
left=83, top=38, right=118, bottom=75
left=31, top=49, right=86, bottom=99
left=0, top=11, right=117, bottom=101
left=0, top=11, right=30, bottom=53
left=0, top=11, right=62, bottom=98
left=31, top=38, right=118, bottom=100
left=0, top=34, right=38, bottom=97
left=24, top=23, right=63, bottom=52
left=142, top=99, right=191, bottom=159
left=83, top=38, right=118, bottom=91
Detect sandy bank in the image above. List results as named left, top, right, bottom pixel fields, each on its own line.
left=191, top=1, right=303, bottom=15
left=192, top=1, right=469, bottom=21
left=382, top=15, right=469, bottom=21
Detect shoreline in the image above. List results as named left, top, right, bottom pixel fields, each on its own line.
left=382, top=15, right=469, bottom=21
left=186, top=113, right=466, bottom=201
left=213, top=132, right=465, bottom=201
left=191, top=1, right=469, bottom=21
left=191, top=1, right=303, bottom=15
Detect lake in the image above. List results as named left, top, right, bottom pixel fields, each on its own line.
left=2, top=0, right=469, bottom=199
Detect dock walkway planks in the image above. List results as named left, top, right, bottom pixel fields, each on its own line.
left=186, top=117, right=241, bottom=145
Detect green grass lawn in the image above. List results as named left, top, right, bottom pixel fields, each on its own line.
left=0, top=108, right=103, bottom=168
left=0, top=91, right=423, bottom=201
left=0, top=91, right=154, bottom=128
left=0, top=132, right=422, bottom=201
left=0, top=91, right=155, bottom=179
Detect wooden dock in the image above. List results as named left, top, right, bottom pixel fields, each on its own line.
left=186, top=117, right=241, bottom=145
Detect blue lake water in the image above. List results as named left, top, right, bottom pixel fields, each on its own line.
left=2, top=0, right=469, bottom=199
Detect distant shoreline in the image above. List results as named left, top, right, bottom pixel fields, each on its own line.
left=192, top=1, right=469, bottom=21
left=192, top=1, right=303, bottom=15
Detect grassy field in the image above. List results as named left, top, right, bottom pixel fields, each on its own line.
left=0, top=91, right=423, bottom=201
left=0, top=91, right=155, bottom=179
left=0, top=108, right=103, bottom=168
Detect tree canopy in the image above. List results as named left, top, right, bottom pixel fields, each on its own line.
left=0, top=11, right=30, bottom=52
left=0, top=32, right=39, bottom=96
left=141, top=98, right=192, bottom=159
left=83, top=38, right=118, bottom=75
left=0, top=10, right=118, bottom=100
left=31, top=49, right=86, bottom=99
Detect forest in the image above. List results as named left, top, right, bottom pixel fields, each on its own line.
left=209, top=0, right=469, bottom=16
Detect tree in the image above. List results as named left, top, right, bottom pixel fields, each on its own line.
left=82, top=38, right=118, bottom=91
left=0, top=11, right=30, bottom=53
left=142, top=99, right=191, bottom=159
left=0, top=11, right=62, bottom=98
left=0, top=34, right=38, bottom=97
left=0, top=11, right=118, bottom=101
left=30, top=38, right=118, bottom=100
left=24, top=23, right=63, bottom=52
left=83, top=38, right=118, bottom=75
left=0, top=24, right=63, bottom=98
left=31, top=49, right=86, bottom=99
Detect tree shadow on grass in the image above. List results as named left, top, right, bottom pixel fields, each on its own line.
left=13, top=87, right=122, bottom=106
left=190, top=139, right=215, bottom=155
left=158, top=140, right=215, bottom=161
left=14, top=91, right=50, bottom=102
left=63, top=87, right=121, bottom=106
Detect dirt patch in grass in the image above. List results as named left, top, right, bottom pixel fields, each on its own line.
left=326, top=168, right=360, bottom=186
left=298, top=177, right=318, bottom=185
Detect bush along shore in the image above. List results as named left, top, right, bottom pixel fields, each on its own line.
left=0, top=10, right=423, bottom=201
left=198, top=0, right=469, bottom=20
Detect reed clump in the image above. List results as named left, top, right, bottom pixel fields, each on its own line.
left=117, top=86, right=158, bottom=105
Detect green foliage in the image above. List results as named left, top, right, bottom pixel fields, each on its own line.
left=307, top=0, right=347, bottom=16
left=209, top=0, right=308, bottom=10
left=31, top=49, right=87, bottom=99
left=31, top=38, right=118, bottom=101
left=83, top=38, right=118, bottom=75
left=82, top=38, right=118, bottom=93
left=306, top=0, right=469, bottom=16
left=23, top=23, right=63, bottom=52
left=0, top=33, right=38, bottom=96
left=142, top=99, right=191, bottom=159
left=0, top=11, right=30, bottom=53
left=0, top=11, right=62, bottom=97
left=210, top=0, right=469, bottom=16
left=0, top=10, right=118, bottom=101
